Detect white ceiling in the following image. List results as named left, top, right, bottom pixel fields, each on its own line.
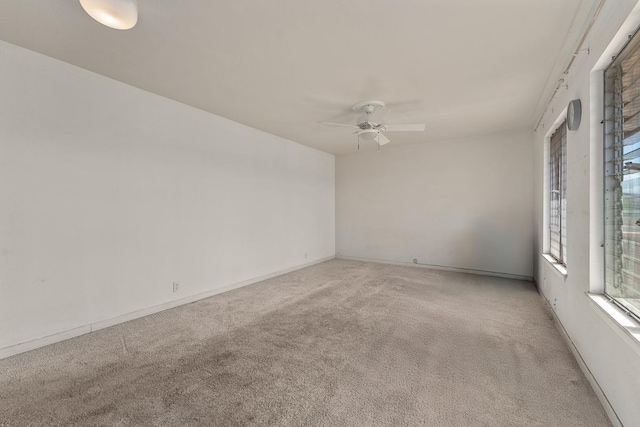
left=0, top=0, right=586, bottom=154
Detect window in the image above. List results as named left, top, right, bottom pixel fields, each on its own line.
left=549, top=121, right=567, bottom=265
left=604, top=30, right=640, bottom=320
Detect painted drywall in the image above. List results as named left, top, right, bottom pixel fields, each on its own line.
left=0, top=1, right=583, bottom=155
left=0, top=41, right=335, bottom=352
left=336, top=130, right=533, bottom=278
left=533, top=1, right=640, bottom=425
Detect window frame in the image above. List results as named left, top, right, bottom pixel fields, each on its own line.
left=603, top=28, right=640, bottom=322
left=549, top=121, right=568, bottom=266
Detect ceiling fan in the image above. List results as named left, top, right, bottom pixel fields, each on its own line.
left=321, top=100, right=426, bottom=149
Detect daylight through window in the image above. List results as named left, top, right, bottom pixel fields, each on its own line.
left=604, top=29, right=640, bottom=320
left=550, top=121, right=567, bottom=265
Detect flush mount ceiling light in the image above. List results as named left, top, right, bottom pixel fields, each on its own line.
left=79, top=0, right=138, bottom=30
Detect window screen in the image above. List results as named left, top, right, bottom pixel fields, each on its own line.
left=550, top=121, right=567, bottom=265
left=604, top=30, right=640, bottom=320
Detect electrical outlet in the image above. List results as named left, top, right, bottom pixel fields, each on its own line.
left=173, top=282, right=180, bottom=293
left=304, top=252, right=308, bottom=259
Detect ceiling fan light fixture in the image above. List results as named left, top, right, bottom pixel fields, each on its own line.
left=79, top=0, right=138, bottom=30
left=321, top=100, right=425, bottom=149
left=358, top=129, right=379, bottom=140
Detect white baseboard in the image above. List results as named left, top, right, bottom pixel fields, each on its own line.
left=0, top=255, right=335, bottom=360
left=337, top=255, right=533, bottom=282
left=541, top=294, right=623, bottom=427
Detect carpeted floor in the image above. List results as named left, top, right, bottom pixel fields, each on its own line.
left=0, top=259, right=611, bottom=426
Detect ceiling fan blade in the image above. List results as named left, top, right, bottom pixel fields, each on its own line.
left=378, top=133, right=391, bottom=145
left=320, top=122, right=358, bottom=128
left=384, top=123, right=426, bottom=132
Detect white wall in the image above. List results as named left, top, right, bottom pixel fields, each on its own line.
left=533, top=1, right=640, bottom=425
left=0, top=41, right=335, bottom=353
left=336, top=130, right=533, bottom=279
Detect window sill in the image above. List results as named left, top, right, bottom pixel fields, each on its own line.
left=587, top=293, right=640, bottom=357
left=542, top=253, right=568, bottom=280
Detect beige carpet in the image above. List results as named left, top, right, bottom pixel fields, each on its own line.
left=0, top=259, right=611, bottom=426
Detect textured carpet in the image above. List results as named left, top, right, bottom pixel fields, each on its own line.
left=0, top=259, right=611, bottom=426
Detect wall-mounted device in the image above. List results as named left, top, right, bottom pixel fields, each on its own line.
left=567, top=99, right=582, bottom=131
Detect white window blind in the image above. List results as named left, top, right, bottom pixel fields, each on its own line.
left=604, top=29, right=640, bottom=320
left=550, top=121, right=567, bottom=265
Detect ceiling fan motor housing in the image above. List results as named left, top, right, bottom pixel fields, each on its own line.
left=353, top=100, right=386, bottom=128
left=357, top=116, right=376, bottom=129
